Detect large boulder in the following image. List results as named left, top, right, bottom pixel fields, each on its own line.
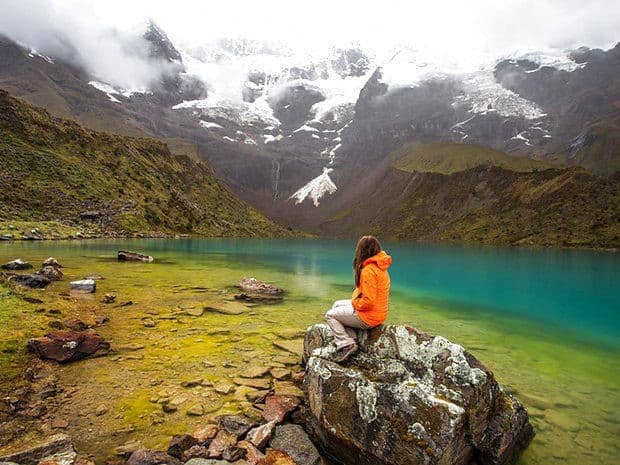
left=27, top=330, right=110, bottom=363
left=117, top=250, right=154, bottom=262
left=303, top=324, right=534, bottom=465
left=0, top=433, right=75, bottom=465
left=8, top=274, right=51, bottom=288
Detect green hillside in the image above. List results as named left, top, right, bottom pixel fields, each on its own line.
left=0, top=90, right=292, bottom=238
left=391, top=142, right=554, bottom=174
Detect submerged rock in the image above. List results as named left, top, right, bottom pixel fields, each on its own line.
left=27, top=330, right=110, bottom=363
left=303, top=324, right=534, bottom=465
left=70, top=279, right=96, bottom=293
left=8, top=274, right=51, bottom=288
left=118, top=250, right=154, bottom=262
left=1, top=258, right=33, bottom=270
left=0, top=433, right=75, bottom=465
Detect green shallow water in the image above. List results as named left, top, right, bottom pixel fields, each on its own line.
left=0, top=238, right=618, bottom=464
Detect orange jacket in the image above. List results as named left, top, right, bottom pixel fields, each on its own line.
left=351, top=251, right=392, bottom=327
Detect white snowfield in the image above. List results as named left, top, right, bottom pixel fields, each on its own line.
left=290, top=167, right=338, bottom=207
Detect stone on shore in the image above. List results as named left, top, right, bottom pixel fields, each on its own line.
left=8, top=274, right=51, bottom=288
left=303, top=324, right=534, bottom=465
left=126, top=450, right=181, bottom=465
left=101, top=293, right=116, bottom=304
left=261, top=395, right=300, bottom=424
left=27, top=330, right=110, bottom=363
left=1, top=258, right=33, bottom=270
left=269, top=424, right=323, bottom=465
left=42, top=257, right=62, bottom=268
left=118, top=250, right=154, bottom=262
left=0, top=434, right=75, bottom=465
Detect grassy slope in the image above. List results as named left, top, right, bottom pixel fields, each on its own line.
left=0, top=90, right=292, bottom=237
left=322, top=143, right=619, bottom=248
left=391, top=142, right=554, bottom=174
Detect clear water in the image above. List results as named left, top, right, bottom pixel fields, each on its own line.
left=0, top=239, right=618, bottom=464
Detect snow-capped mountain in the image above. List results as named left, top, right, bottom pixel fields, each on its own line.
left=0, top=21, right=617, bottom=229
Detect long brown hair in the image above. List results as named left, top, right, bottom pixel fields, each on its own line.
left=353, top=235, right=382, bottom=286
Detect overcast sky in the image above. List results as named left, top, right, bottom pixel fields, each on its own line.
left=1, top=0, right=618, bottom=88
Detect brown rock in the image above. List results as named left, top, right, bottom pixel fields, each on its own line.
left=27, top=330, right=110, bottom=363
left=51, top=419, right=69, bottom=429
left=0, top=433, right=74, bottom=465
left=261, top=395, right=301, bottom=424
left=258, top=450, right=297, bottom=465
left=217, top=415, right=255, bottom=437
left=207, top=430, right=237, bottom=458
left=238, top=441, right=266, bottom=465
left=167, top=434, right=199, bottom=459
left=37, top=265, right=63, bottom=281
left=234, top=378, right=271, bottom=390
left=117, top=250, right=154, bottom=262
left=192, top=424, right=219, bottom=442
left=64, top=319, right=89, bottom=331
left=238, top=277, right=283, bottom=295
left=101, top=293, right=116, bottom=304
left=269, top=368, right=290, bottom=381
left=42, top=257, right=62, bottom=268
left=126, top=450, right=181, bottom=465
left=246, top=421, right=276, bottom=449
left=222, top=446, right=246, bottom=462
left=182, top=445, right=209, bottom=460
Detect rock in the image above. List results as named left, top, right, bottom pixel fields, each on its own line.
left=257, top=450, right=296, bottom=465
left=27, top=330, right=110, bottom=363
left=182, top=378, right=204, bottom=388
left=0, top=433, right=75, bottom=465
left=115, top=441, right=143, bottom=457
left=8, top=274, right=51, bottom=288
left=217, top=415, right=255, bottom=437
left=95, top=405, right=108, bottom=416
left=185, top=460, right=229, bottom=465
left=246, top=421, right=276, bottom=449
left=183, top=446, right=209, bottom=460
left=1, top=258, right=33, bottom=270
left=42, top=257, right=62, bottom=268
left=222, top=446, right=246, bottom=462
left=261, top=395, right=300, bottom=424
left=234, top=378, right=271, bottom=390
left=70, top=279, right=96, bottom=293
left=214, top=383, right=235, bottom=394
left=244, top=367, right=270, bottom=378
left=37, top=266, right=63, bottom=281
left=185, top=308, right=204, bottom=317
left=272, top=340, right=302, bottom=357
left=95, top=316, right=109, bottom=325
left=118, top=250, right=154, bottom=262
left=269, top=424, right=323, bottom=465
left=167, top=435, right=199, bottom=459
left=64, top=319, right=89, bottom=331
left=126, top=450, right=182, bottom=465
left=238, top=278, right=283, bottom=295
left=237, top=441, right=265, bottom=465
left=101, top=293, right=116, bottom=304
left=187, top=404, right=205, bottom=416
left=143, top=319, right=156, bottom=328
left=207, top=430, right=237, bottom=458
left=52, top=419, right=69, bottom=429
left=0, top=234, right=14, bottom=241
left=303, top=324, right=534, bottom=465
left=234, top=294, right=283, bottom=304
left=204, top=301, right=248, bottom=315
left=192, top=424, right=219, bottom=442
left=269, top=368, right=290, bottom=381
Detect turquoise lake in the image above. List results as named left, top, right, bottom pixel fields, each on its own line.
left=1, top=238, right=618, bottom=464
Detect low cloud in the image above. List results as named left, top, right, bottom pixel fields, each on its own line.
left=0, top=0, right=168, bottom=90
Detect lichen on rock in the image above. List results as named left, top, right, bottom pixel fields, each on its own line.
left=303, top=324, right=534, bottom=465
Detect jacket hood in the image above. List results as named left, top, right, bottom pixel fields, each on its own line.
left=363, top=250, right=392, bottom=271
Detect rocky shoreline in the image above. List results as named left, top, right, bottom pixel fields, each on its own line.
left=0, top=256, right=534, bottom=465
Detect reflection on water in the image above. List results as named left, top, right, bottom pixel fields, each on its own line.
left=0, top=238, right=618, bottom=465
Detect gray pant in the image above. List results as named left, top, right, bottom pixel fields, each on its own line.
left=325, top=299, right=370, bottom=349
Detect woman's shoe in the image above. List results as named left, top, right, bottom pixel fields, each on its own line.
left=333, top=343, right=359, bottom=363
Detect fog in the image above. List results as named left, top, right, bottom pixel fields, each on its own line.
left=1, top=0, right=618, bottom=91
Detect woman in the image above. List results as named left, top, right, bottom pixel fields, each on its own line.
left=326, top=235, right=392, bottom=362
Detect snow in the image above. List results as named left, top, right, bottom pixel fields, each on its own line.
left=222, top=136, right=236, bottom=142
left=511, top=131, right=532, bottom=146
left=28, top=48, right=54, bottom=64
left=200, top=120, right=223, bottom=129
left=454, top=72, right=547, bottom=120
left=88, top=81, right=121, bottom=103
left=294, top=124, right=319, bottom=133
left=511, top=50, right=586, bottom=73
left=263, top=134, right=284, bottom=144
left=311, top=134, right=320, bottom=139
left=290, top=167, right=337, bottom=207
